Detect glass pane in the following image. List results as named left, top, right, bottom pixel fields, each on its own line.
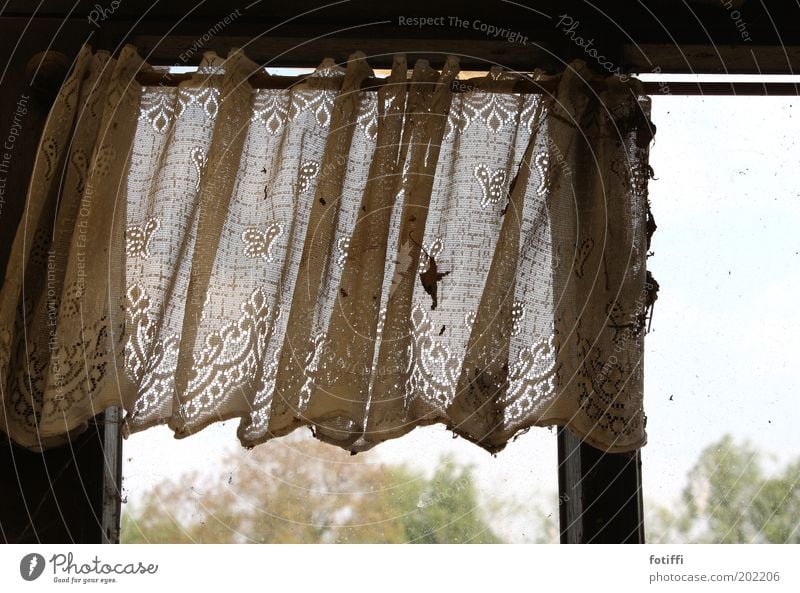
left=643, top=95, right=800, bottom=543
left=122, top=423, right=558, bottom=543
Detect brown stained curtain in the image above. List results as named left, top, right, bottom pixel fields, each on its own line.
left=0, top=45, right=654, bottom=454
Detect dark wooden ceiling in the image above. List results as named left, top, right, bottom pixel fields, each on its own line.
left=1, top=1, right=799, bottom=73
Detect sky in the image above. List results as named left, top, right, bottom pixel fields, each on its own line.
left=639, top=90, right=800, bottom=503
left=120, top=80, right=800, bottom=542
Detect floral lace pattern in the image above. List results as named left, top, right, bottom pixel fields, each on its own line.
left=0, top=46, right=142, bottom=448
left=406, top=305, right=460, bottom=411
left=297, top=161, right=319, bottom=193
left=0, top=47, right=654, bottom=455
left=190, top=147, right=207, bottom=190
left=504, top=335, right=558, bottom=422
left=140, top=91, right=175, bottom=133
left=180, top=288, right=279, bottom=429
left=242, top=224, right=283, bottom=262
left=474, top=164, right=508, bottom=208
left=124, top=283, right=180, bottom=422
left=125, top=218, right=160, bottom=259
left=336, top=237, right=350, bottom=269
left=447, top=89, right=521, bottom=138
left=357, top=94, right=378, bottom=141
left=252, top=91, right=290, bottom=135
left=177, top=87, right=219, bottom=119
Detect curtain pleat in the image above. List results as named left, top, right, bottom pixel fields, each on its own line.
left=545, top=65, right=651, bottom=452
left=364, top=56, right=460, bottom=445
left=0, top=45, right=653, bottom=454
left=270, top=52, right=374, bottom=443
left=0, top=46, right=146, bottom=449
left=172, top=48, right=260, bottom=436
left=300, top=55, right=408, bottom=448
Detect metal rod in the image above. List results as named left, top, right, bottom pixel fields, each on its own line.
left=135, top=71, right=800, bottom=95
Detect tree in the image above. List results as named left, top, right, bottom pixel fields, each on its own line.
left=646, top=435, right=800, bottom=543
left=372, top=458, right=502, bottom=543
left=121, top=435, right=504, bottom=543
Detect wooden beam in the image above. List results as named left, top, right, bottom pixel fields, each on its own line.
left=127, top=35, right=800, bottom=75
left=558, top=427, right=645, bottom=544
left=5, top=1, right=800, bottom=74
left=625, top=44, right=800, bottom=75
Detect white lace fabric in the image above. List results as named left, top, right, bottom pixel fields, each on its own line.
left=0, top=45, right=653, bottom=454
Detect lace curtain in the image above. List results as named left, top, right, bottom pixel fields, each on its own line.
left=0, top=44, right=654, bottom=453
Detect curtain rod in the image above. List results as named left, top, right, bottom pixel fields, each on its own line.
left=134, top=71, right=800, bottom=96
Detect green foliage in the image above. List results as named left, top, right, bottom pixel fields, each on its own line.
left=121, top=439, right=504, bottom=544
left=647, top=435, right=800, bottom=543
left=385, top=458, right=502, bottom=543
left=123, top=432, right=798, bottom=544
